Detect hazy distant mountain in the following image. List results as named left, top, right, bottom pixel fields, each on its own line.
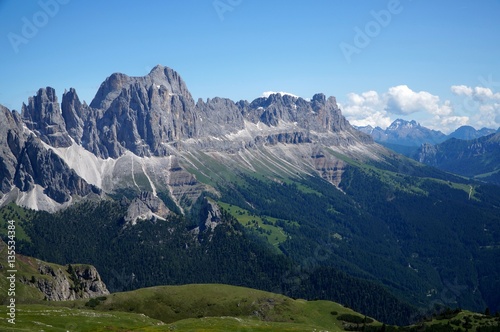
left=357, top=119, right=447, bottom=147
left=416, top=133, right=500, bottom=185
left=447, top=125, right=497, bottom=140
left=358, top=120, right=497, bottom=156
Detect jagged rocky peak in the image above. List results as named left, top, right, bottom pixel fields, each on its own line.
left=21, top=87, right=73, bottom=148
left=147, top=64, right=193, bottom=97
left=61, top=88, right=90, bottom=144
left=13, top=134, right=100, bottom=205
left=0, top=105, right=25, bottom=194
left=85, top=65, right=200, bottom=158
left=31, top=263, right=109, bottom=301
left=90, top=65, right=194, bottom=110
left=387, top=119, right=420, bottom=131
left=196, top=97, right=246, bottom=135
left=247, top=91, right=362, bottom=136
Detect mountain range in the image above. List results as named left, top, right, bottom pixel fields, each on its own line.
left=416, top=133, right=500, bottom=185
left=0, top=65, right=374, bottom=212
left=357, top=119, right=500, bottom=185
left=1, top=65, right=500, bottom=325
left=357, top=120, right=498, bottom=148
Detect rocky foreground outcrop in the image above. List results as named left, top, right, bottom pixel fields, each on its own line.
left=29, top=263, right=109, bottom=301
left=0, top=239, right=109, bottom=301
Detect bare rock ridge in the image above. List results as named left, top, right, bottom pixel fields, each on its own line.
left=21, top=87, right=73, bottom=148
left=86, top=65, right=199, bottom=158
left=0, top=65, right=375, bottom=211
left=0, top=105, right=99, bottom=208
left=66, top=65, right=371, bottom=158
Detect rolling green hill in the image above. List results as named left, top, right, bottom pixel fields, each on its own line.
left=1, top=283, right=499, bottom=332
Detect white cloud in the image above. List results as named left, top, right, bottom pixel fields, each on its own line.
left=451, top=85, right=473, bottom=96
left=385, top=85, right=449, bottom=116
left=451, top=85, right=500, bottom=101
left=474, top=87, right=500, bottom=101
left=451, top=85, right=500, bottom=129
left=340, top=91, right=392, bottom=128
left=423, top=115, right=469, bottom=131
left=341, top=85, right=461, bottom=132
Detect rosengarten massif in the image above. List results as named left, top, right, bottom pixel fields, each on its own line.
left=1, top=65, right=500, bottom=330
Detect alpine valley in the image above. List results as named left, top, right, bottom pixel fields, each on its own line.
left=1, top=66, right=500, bottom=328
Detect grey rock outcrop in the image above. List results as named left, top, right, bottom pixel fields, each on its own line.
left=31, top=263, right=109, bottom=301
left=86, top=65, right=199, bottom=158
left=196, top=97, right=245, bottom=136
left=246, top=93, right=356, bottom=134
left=78, top=66, right=371, bottom=158
left=21, top=87, right=73, bottom=147
left=192, top=198, right=222, bottom=236
left=124, top=191, right=170, bottom=225
left=61, top=88, right=90, bottom=144
left=1, top=103, right=99, bottom=206
left=13, top=135, right=100, bottom=204
left=0, top=105, right=24, bottom=194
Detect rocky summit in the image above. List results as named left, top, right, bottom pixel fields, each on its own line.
left=0, top=65, right=379, bottom=212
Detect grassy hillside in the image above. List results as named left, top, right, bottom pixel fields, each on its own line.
left=69, top=284, right=368, bottom=328
left=1, top=284, right=498, bottom=331
left=1, top=284, right=376, bottom=332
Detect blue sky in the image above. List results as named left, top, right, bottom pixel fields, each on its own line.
left=1, top=0, right=499, bottom=133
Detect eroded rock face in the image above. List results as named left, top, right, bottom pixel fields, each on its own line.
left=13, top=135, right=100, bottom=204
left=0, top=65, right=378, bottom=212
left=61, top=88, right=90, bottom=144
left=0, top=104, right=99, bottom=205
left=311, top=149, right=347, bottom=186
left=191, top=198, right=222, bottom=237
left=28, top=263, right=109, bottom=301
left=21, top=87, right=73, bottom=148
left=86, top=65, right=199, bottom=158
left=0, top=105, right=24, bottom=194
left=124, top=191, right=170, bottom=225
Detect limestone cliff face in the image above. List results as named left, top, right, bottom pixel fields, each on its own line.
left=0, top=105, right=24, bottom=194
left=86, top=65, right=199, bottom=158
left=32, top=263, right=109, bottom=301
left=124, top=191, right=170, bottom=226
left=0, top=65, right=379, bottom=212
left=61, top=88, right=90, bottom=145
left=13, top=135, right=100, bottom=203
left=78, top=66, right=372, bottom=158
left=0, top=104, right=99, bottom=206
left=191, top=198, right=223, bottom=238
left=21, top=87, right=73, bottom=148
